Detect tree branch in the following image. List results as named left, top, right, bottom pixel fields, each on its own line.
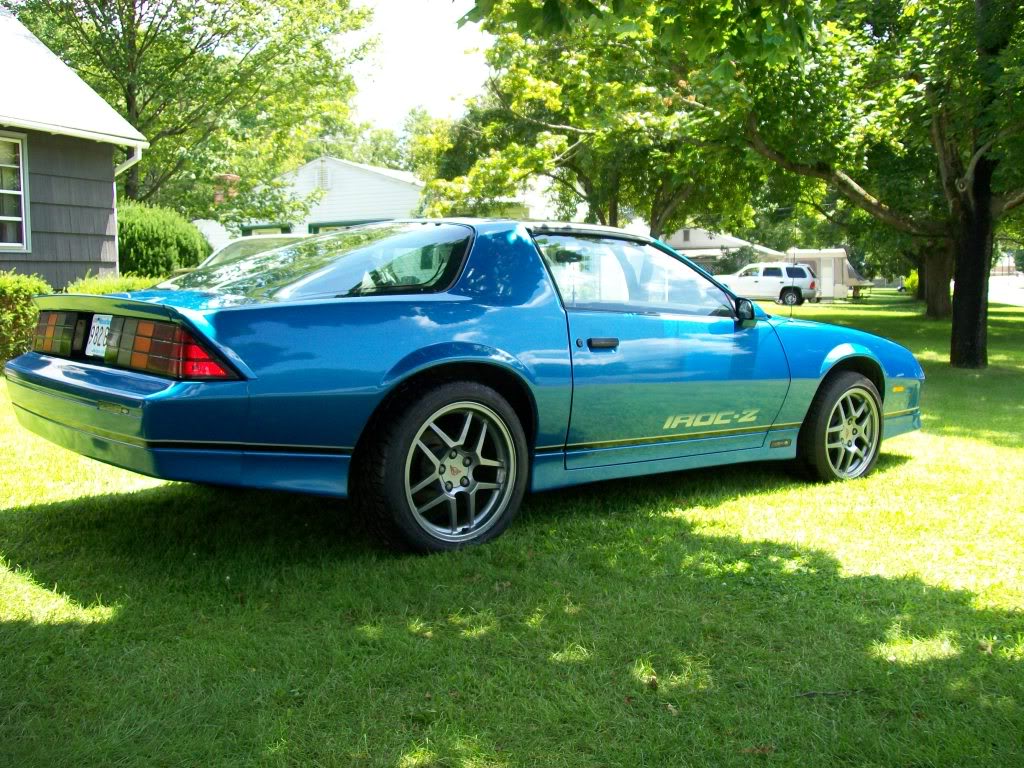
left=487, top=79, right=596, bottom=135
left=961, top=123, right=1024, bottom=196
left=996, top=188, right=1024, bottom=216
left=746, top=114, right=945, bottom=238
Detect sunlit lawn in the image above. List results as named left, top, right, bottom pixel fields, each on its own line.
left=2, top=292, right=1022, bottom=766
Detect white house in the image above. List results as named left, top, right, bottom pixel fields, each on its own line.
left=243, top=156, right=425, bottom=236
left=664, top=227, right=786, bottom=260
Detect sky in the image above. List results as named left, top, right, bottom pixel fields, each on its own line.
left=345, top=0, right=492, bottom=131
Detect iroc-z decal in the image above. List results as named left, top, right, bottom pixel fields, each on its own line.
left=662, top=409, right=760, bottom=430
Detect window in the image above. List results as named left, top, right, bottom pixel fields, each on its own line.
left=534, top=234, right=734, bottom=317
left=738, top=266, right=759, bottom=278
left=169, top=222, right=472, bottom=300
left=763, top=267, right=783, bottom=277
left=786, top=267, right=806, bottom=278
left=0, top=134, right=28, bottom=250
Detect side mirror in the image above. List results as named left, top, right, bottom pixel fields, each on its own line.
left=736, top=298, right=757, bottom=328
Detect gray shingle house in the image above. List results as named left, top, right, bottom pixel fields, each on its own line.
left=0, top=10, right=148, bottom=287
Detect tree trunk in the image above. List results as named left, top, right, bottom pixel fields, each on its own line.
left=124, top=163, right=141, bottom=200
left=949, top=161, right=995, bottom=368
left=123, top=83, right=141, bottom=199
left=922, top=242, right=953, bottom=319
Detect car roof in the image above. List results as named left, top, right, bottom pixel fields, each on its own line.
left=388, top=218, right=658, bottom=244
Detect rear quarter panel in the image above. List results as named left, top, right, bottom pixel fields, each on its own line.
left=199, top=224, right=572, bottom=452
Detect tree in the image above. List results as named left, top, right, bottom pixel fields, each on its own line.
left=469, top=0, right=1024, bottom=368
left=7, top=0, right=369, bottom=225
left=428, top=9, right=764, bottom=236
left=310, top=108, right=454, bottom=183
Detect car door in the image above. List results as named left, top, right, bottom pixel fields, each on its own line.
left=533, top=234, right=791, bottom=470
left=729, top=265, right=761, bottom=297
left=760, top=266, right=787, bottom=300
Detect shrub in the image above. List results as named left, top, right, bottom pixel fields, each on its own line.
left=66, top=273, right=163, bottom=295
left=118, top=200, right=211, bottom=275
left=0, top=270, right=52, bottom=362
left=904, top=269, right=919, bottom=295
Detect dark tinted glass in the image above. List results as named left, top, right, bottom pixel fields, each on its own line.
left=165, top=223, right=472, bottom=300
left=763, top=267, right=783, bottom=277
left=786, top=267, right=806, bottom=278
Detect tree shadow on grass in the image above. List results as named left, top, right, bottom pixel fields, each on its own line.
left=0, top=461, right=1020, bottom=768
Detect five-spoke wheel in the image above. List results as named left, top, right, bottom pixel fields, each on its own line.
left=404, top=401, right=517, bottom=543
left=356, top=382, right=527, bottom=552
left=823, top=386, right=880, bottom=479
left=797, top=371, right=882, bottom=482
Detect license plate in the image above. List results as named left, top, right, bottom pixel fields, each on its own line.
left=85, top=314, right=112, bottom=358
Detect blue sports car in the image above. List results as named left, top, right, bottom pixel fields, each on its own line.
left=4, top=220, right=923, bottom=551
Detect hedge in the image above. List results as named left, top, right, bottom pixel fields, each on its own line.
left=118, top=200, right=210, bottom=275
left=0, top=270, right=52, bottom=363
left=904, top=269, right=919, bottom=296
left=66, top=273, right=163, bottom=295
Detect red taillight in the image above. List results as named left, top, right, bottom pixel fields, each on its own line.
left=181, top=339, right=231, bottom=379
left=106, top=318, right=236, bottom=380
left=809, top=280, right=816, bottom=290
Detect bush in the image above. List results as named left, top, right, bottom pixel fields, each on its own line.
left=66, top=273, right=163, bottom=295
left=0, top=270, right=52, bottom=362
left=118, top=200, right=210, bottom=275
left=904, top=269, right=919, bottom=295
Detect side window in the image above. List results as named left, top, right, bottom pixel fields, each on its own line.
left=0, top=134, right=28, bottom=251
left=534, top=234, right=734, bottom=317
left=738, top=267, right=759, bottom=278
left=786, top=267, right=806, bottom=278
left=763, top=267, right=783, bottom=277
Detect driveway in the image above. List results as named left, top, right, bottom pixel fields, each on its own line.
left=990, top=275, right=1024, bottom=307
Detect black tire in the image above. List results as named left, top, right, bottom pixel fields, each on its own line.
left=796, top=371, right=883, bottom=482
left=354, top=381, right=528, bottom=552
left=780, top=288, right=800, bottom=306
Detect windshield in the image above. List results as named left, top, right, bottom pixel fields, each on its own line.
left=163, top=222, right=473, bottom=300
left=206, top=237, right=303, bottom=267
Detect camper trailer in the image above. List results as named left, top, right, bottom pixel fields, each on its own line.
left=785, top=248, right=873, bottom=300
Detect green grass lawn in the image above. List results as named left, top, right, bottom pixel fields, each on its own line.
left=2, top=292, right=1022, bottom=767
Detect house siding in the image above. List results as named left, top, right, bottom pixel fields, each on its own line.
left=0, top=128, right=116, bottom=287
left=302, top=162, right=422, bottom=227
left=247, top=158, right=423, bottom=235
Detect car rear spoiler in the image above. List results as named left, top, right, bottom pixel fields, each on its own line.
left=35, top=293, right=180, bottom=322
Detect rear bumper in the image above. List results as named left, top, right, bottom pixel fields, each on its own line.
left=4, top=353, right=350, bottom=497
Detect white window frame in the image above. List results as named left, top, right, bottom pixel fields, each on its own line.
left=0, top=130, right=30, bottom=253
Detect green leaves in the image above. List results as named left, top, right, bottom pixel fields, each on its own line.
left=8, top=0, right=370, bottom=223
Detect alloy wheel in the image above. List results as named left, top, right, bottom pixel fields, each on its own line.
left=403, top=401, right=517, bottom=543
left=825, top=386, right=880, bottom=479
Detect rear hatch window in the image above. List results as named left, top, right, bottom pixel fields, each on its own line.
left=163, top=222, right=473, bottom=301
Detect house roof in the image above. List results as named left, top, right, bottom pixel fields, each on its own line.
left=0, top=10, right=147, bottom=148
left=311, top=156, right=424, bottom=187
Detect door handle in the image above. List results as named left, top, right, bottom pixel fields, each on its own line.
left=587, top=337, right=619, bottom=350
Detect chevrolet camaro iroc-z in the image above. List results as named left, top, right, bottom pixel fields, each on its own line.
left=4, top=220, right=924, bottom=551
